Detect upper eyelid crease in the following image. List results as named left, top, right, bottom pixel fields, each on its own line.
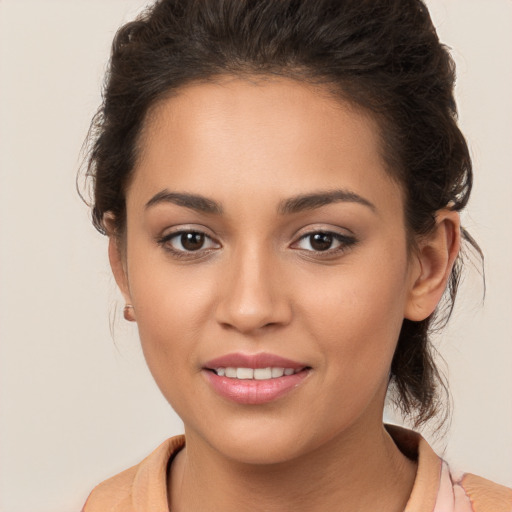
left=158, top=230, right=218, bottom=243
left=145, top=189, right=375, bottom=216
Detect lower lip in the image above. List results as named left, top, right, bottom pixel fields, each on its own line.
left=203, top=369, right=310, bottom=405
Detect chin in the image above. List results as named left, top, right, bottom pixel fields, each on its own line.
left=219, top=434, right=308, bottom=466
left=191, top=413, right=341, bottom=467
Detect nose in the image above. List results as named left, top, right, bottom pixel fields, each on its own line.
left=215, top=244, right=292, bottom=334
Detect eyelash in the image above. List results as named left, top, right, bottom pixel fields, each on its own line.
left=156, top=229, right=357, bottom=259
left=156, top=230, right=220, bottom=260
left=292, top=231, right=357, bottom=256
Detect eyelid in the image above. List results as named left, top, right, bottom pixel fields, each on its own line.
left=292, top=220, right=355, bottom=235
left=165, top=231, right=219, bottom=247
left=290, top=227, right=358, bottom=255
left=156, top=225, right=222, bottom=257
left=291, top=224, right=355, bottom=242
left=158, top=224, right=218, bottom=240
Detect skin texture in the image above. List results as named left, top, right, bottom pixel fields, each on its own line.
left=108, top=76, right=460, bottom=512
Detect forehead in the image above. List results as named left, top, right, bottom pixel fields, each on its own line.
left=142, top=75, right=381, bottom=158
left=131, top=76, right=402, bottom=213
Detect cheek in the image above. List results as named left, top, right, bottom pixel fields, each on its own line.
left=126, top=247, right=218, bottom=380
left=297, top=244, right=410, bottom=377
left=129, top=277, right=212, bottom=414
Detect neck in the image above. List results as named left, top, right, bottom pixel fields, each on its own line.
left=168, top=422, right=417, bottom=512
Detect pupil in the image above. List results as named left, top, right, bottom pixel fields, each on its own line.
left=181, top=232, right=204, bottom=251
left=311, top=233, right=332, bottom=251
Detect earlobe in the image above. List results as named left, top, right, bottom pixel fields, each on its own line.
left=404, top=209, right=461, bottom=321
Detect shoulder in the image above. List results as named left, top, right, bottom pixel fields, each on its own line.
left=385, top=424, right=511, bottom=512
left=435, top=456, right=511, bottom=512
left=81, top=464, right=139, bottom=512
left=81, top=435, right=186, bottom=512
left=453, top=472, right=512, bottom=512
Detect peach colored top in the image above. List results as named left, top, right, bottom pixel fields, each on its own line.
left=82, top=426, right=512, bottom=512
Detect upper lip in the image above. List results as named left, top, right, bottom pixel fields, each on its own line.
left=203, top=352, right=308, bottom=370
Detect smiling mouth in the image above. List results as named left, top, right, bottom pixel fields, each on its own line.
left=202, top=353, right=312, bottom=403
left=203, top=364, right=312, bottom=404
left=209, top=367, right=307, bottom=380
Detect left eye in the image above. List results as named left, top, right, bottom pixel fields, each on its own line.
left=161, top=231, right=219, bottom=252
left=294, top=232, right=352, bottom=252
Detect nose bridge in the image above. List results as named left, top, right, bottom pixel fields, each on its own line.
left=216, top=238, right=290, bottom=333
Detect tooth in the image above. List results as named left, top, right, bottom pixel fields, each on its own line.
left=225, top=367, right=237, bottom=378
left=284, top=368, right=294, bottom=376
left=271, top=367, right=285, bottom=378
left=236, top=368, right=254, bottom=379
left=216, top=367, right=225, bottom=376
left=254, top=367, right=272, bottom=380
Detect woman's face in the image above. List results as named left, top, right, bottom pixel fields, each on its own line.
left=117, top=76, right=420, bottom=464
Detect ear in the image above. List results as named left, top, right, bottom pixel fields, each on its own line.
left=108, top=236, right=132, bottom=302
left=404, top=209, right=461, bottom=321
left=104, top=213, right=134, bottom=317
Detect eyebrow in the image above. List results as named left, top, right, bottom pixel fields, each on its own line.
left=278, top=189, right=376, bottom=215
left=145, top=188, right=375, bottom=215
left=145, top=190, right=223, bottom=214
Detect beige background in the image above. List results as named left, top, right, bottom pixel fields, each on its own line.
left=0, top=1, right=511, bottom=510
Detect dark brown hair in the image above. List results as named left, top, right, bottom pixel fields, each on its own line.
left=82, top=0, right=482, bottom=428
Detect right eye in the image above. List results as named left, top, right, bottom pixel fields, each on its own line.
left=157, top=230, right=220, bottom=255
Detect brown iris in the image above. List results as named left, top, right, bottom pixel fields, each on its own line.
left=309, top=233, right=334, bottom=251
left=181, top=232, right=205, bottom=251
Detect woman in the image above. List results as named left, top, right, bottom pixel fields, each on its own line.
left=81, top=0, right=511, bottom=510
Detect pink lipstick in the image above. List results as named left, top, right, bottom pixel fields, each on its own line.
left=202, top=352, right=311, bottom=405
